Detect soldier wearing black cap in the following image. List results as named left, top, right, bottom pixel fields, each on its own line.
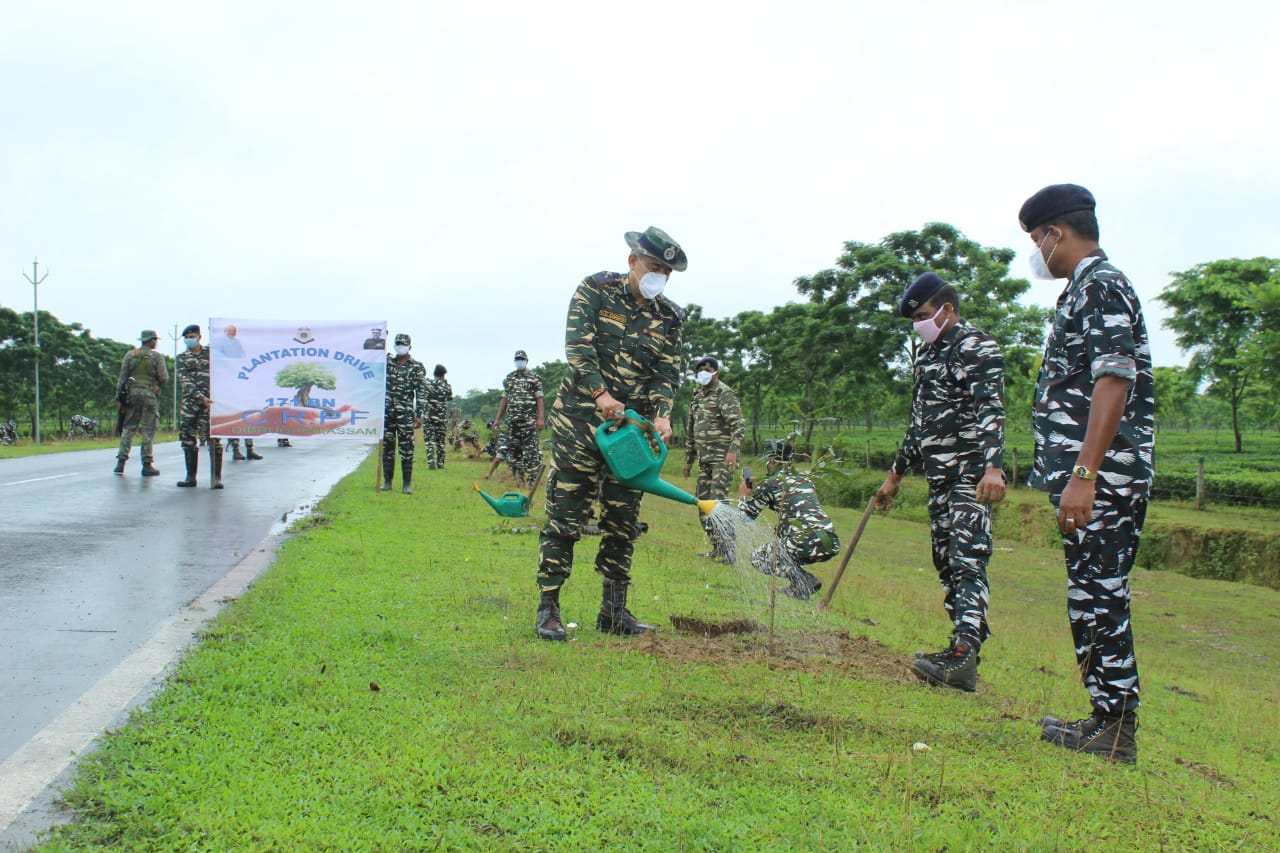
left=683, top=355, right=745, bottom=561
left=1020, top=183, right=1154, bottom=764
left=874, top=272, right=1006, bottom=693
left=534, top=226, right=687, bottom=642
left=175, top=324, right=225, bottom=489
left=492, top=349, right=544, bottom=488
left=423, top=364, right=453, bottom=470
left=113, top=329, right=168, bottom=476
left=381, top=332, right=428, bottom=493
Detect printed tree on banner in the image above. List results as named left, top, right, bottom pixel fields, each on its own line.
left=276, top=363, right=337, bottom=407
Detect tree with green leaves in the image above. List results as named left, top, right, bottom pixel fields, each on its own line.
left=275, top=363, right=338, bottom=407
left=1158, top=257, right=1279, bottom=452
left=794, top=222, right=1050, bottom=431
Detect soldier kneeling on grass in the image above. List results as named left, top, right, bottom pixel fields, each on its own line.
left=734, top=459, right=840, bottom=601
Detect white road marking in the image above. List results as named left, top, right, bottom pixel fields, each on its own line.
left=0, top=473, right=80, bottom=487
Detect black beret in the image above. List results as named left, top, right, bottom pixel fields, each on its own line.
left=899, top=273, right=947, bottom=318
left=1019, top=183, right=1096, bottom=232
left=182, top=324, right=201, bottom=337
left=434, top=364, right=446, bottom=376
left=624, top=226, right=688, bottom=272
left=695, top=355, right=719, bottom=371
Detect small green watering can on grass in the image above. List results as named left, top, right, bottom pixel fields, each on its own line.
left=473, top=484, right=530, bottom=517
left=594, top=409, right=719, bottom=515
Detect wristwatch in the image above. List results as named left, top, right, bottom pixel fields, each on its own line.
left=1072, top=463, right=1097, bottom=481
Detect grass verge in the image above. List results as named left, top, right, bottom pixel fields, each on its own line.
left=30, top=453, right=1280, bottom=850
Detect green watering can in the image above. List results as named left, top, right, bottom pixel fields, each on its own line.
left=474, top=484, right=530, bottom=517
left=594, top=409, right=719, bottom=515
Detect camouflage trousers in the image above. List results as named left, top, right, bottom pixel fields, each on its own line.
left=505, top=414, right=542, bottom=486
left=382, top=413, right=416, bottom=464
left=750, top=525, right=840, bottom=573
left=926, top=475, right=992, bottom=645
left=1055, top=492, right=1146, bottom=717
left=537, top=410, right=643, bottom=590
left=178, top=402, right=220, bottom=451
left=423, top=417, right=447, bottom=468
left=117, top=387, right=159, bottom=461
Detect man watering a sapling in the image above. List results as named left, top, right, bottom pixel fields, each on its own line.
left=534, top=227, right=687, bottom=642
left=875, top=272, right=1006, bottom=693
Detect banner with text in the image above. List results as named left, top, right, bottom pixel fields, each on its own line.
left=209, top=318, right=387, bottom=439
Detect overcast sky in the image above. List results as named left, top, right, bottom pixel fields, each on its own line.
left=3, top=1, right=1277, bottom=396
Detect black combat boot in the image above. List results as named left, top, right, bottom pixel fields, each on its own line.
left=230, top=441, right=247, bottom=461
left=210, top=443, right=224, bottom=490
left=277, top=438, right=292, bottom=447
left=782, top=569, right=822, bottom=600
left=141, top=457, right=160, bottom=477
left=246, top=441, right=263, bottom=460
left=536, top=588, right=567, bottom=641
left=381, top=454, right=394, bottom=491
left=401, top=459, right=413, bottom=495
left=914, top=638, right=956, bottom=663
left=596, top=580, right=655, bottom=636
left=911, top=637, right=979, bottom=692
left=113, top=456, right=127, bottom=474
left=177, top=446, right=198, bottom=487
left=1041, top=712, right=1137, bottom=764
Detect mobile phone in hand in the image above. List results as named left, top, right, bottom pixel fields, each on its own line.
left=742, top=465, right=753, bottom=490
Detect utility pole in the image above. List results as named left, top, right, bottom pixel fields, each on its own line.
left=168, top=324, right=179, bottom=431
left=23, top=259, right=49, bottom=444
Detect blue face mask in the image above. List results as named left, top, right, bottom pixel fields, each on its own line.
left=184, top=337, right=200, bottom=350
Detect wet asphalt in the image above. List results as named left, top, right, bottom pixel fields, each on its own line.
left=0, top=439, right=373, bottom=764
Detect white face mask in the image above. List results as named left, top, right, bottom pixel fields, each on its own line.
left=514, top=359, right=528, bottom=370
left=912, top=305, right=947, bottom=344
left=696, top=370, right=715, bottom=386
left=394, top=345, right=410, bottom=356
left=638, top=271, right=668, bottom=299
left=1029, top=230, right=1060, bottom=280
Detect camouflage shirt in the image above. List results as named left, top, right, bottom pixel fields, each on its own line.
left=739, top=473, right=835, bottom=537
left=385, top=355, right=428, bottom=419
left=177, top=346, right=210, bottom=407
left=685, top=379, right=745, bottom=462
left=1030, top=253, right=1154, bottom=499
left=423, top=377, right=452, bottom=422
left=554, top=271, right=683, bottom=422
left=502, top=369, right=543, bottom=420
left=891, top=320, right=1005, bottom=480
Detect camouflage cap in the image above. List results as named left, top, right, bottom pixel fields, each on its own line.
left=624, top=226, right=687, bottom=272
left=514, top=350, right=528, bottom=360
left=394, top=333, right=411, bottom=346
left=139, top=329, right=159, bottom=342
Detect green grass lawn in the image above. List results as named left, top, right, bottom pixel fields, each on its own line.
left=28, top=452, right=1280, bottom=850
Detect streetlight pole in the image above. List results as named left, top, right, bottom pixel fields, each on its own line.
left=23, top=259, right=49, bottom=444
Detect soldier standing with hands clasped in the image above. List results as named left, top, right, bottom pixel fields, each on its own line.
left=1019, top=184, right=1154, bottom=764
left=381, top=333, right=428, bottom=494
left=534, top=226, right=686, bottom=642
left=683, top=355, right=744, bottom=561
left=875, top=272, right=1006, bottom=693
left=114, top=329, right=168, bottom=476
left=175, top=324, right=224, bottom=489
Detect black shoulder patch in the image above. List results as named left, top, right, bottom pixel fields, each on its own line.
left=589, top=271, right=622, bottom=286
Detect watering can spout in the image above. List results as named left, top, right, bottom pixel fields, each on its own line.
left=697, top=499, right=719, bottom=515
left=473, top=483, right=530, bottom=517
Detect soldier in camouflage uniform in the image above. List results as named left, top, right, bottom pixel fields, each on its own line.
left=175, top=324, right=225, bottom=489
left=682, top=355, right=745, bottom=562
left=736, top=465, right=840, bottom=600
left=535, top=226, right=687, bottom=642
left=381, top=333, right=428, bottom=494
left=114, top=329, right=169, bottom=476
left=423, top=364, right=453, bottom=469
left=875, top=272, right=1006, bottom=693
left=492, top=350, right=544, bottom=487
left=1020, top=184, right=1154, bottom=764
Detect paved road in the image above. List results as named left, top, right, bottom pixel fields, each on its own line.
left=0, top=439, right=372, bottom=843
